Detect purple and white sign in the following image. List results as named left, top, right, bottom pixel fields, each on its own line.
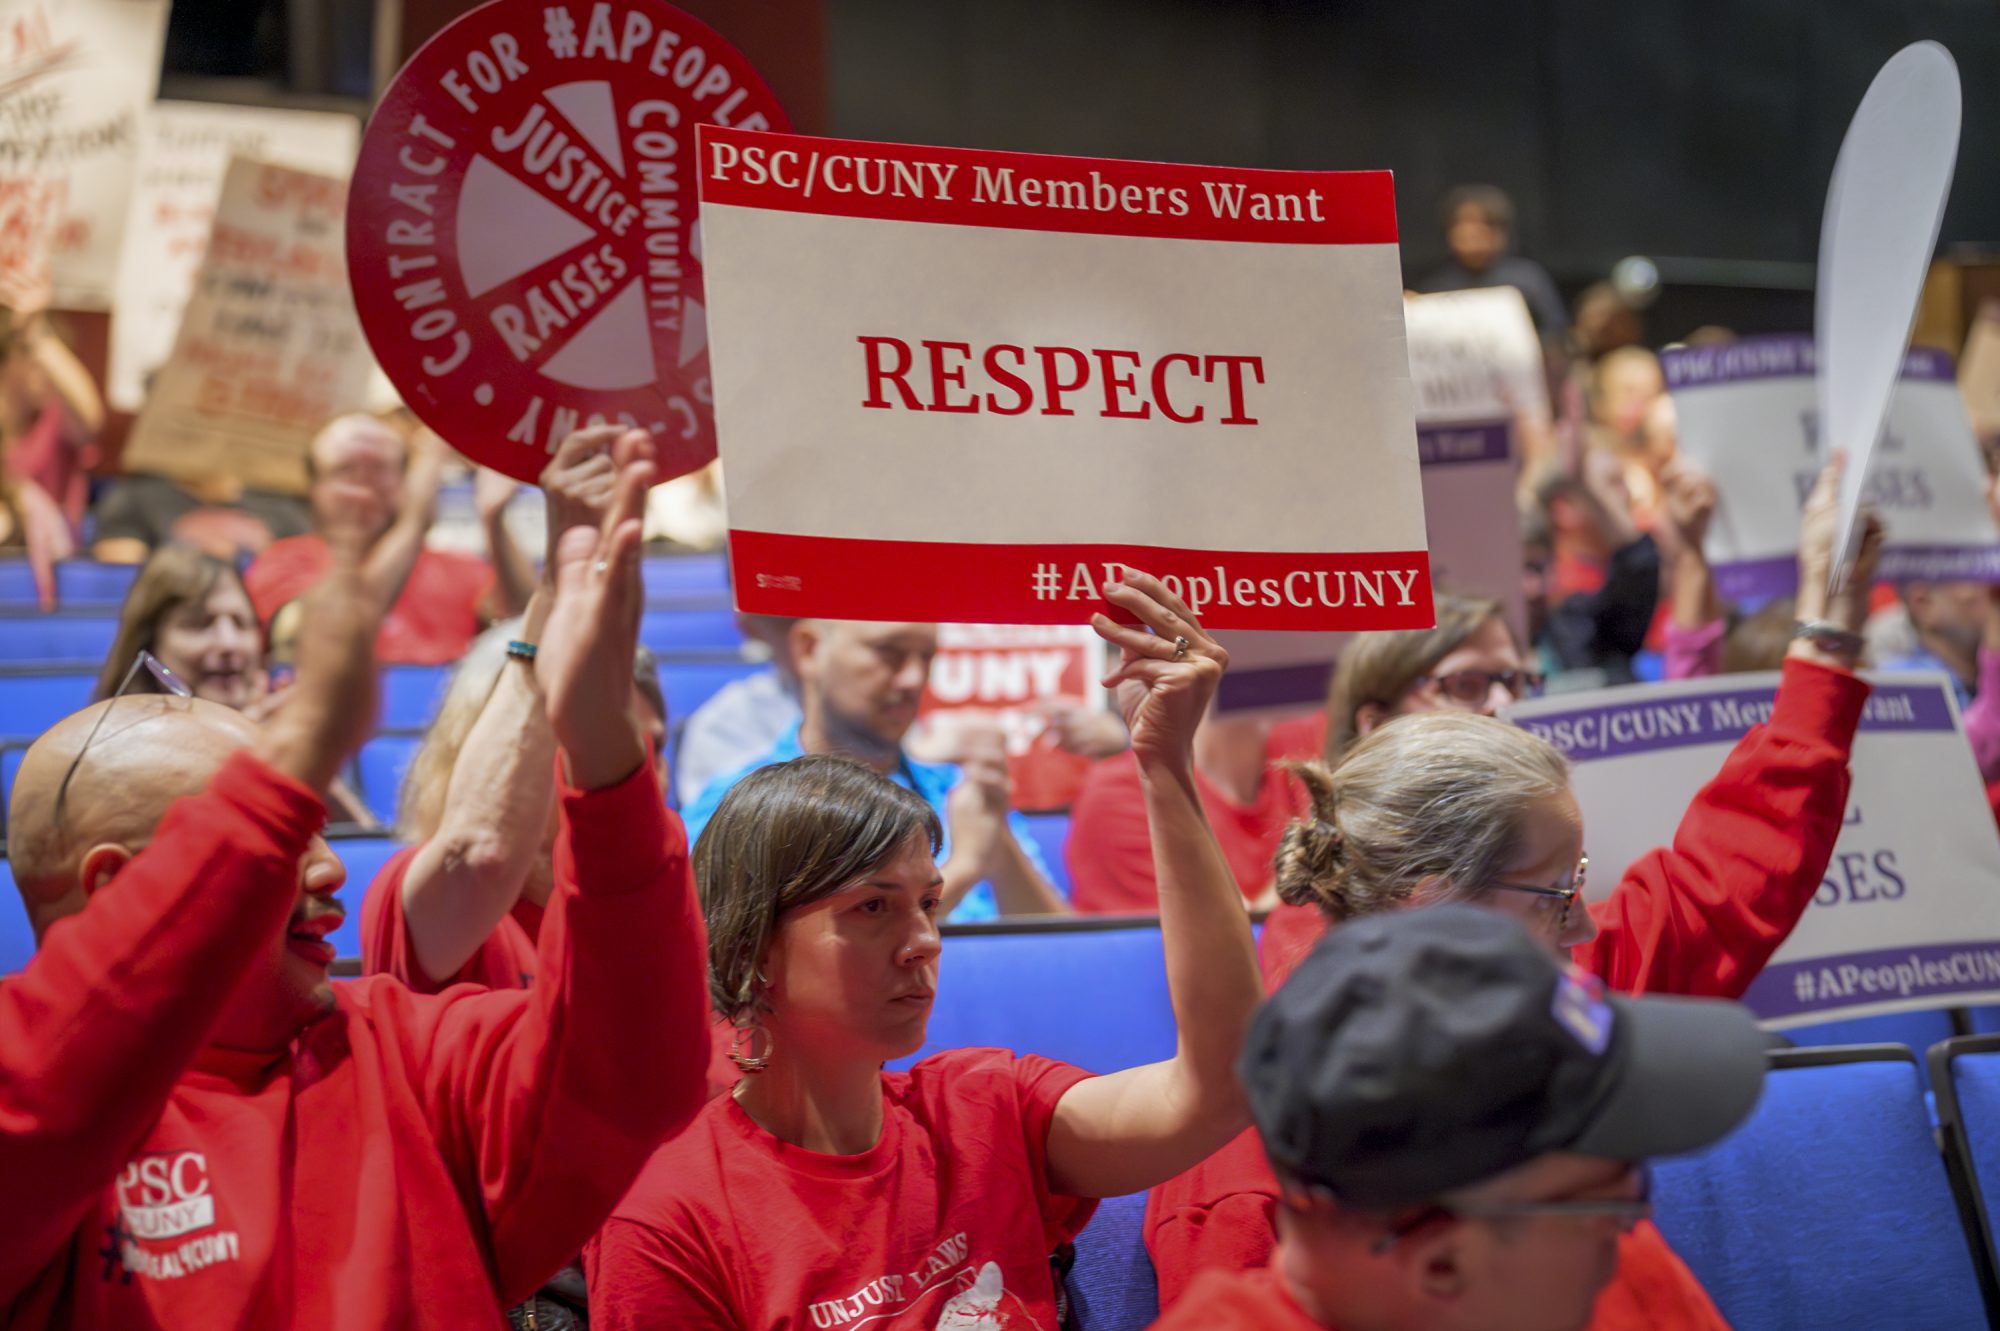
left=1665, top=333, right=2000, bottom=602
left=1505, top=671, right=2000, bottom=1026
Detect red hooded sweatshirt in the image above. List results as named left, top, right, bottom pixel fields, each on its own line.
left=1146, top=657, right=1871, bottom=1329
left=2, top=749, right=709, bottom=1329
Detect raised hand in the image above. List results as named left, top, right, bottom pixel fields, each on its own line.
left=539, top=424, right=624, bottom=576
left=536, top=428, right=656, bottom=790
left=1797, top=454, right=1886, bottom=633
left=1089, top=571, right=1226, bottom=772
left=1658, top=457, right=1718, bottom=557
left=472, top=465, right=522, bottom=527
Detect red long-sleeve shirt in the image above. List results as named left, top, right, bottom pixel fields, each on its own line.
left=3, top=749, right=709, bottom=1329
left=1148, top=658, right=1870, bottom=1325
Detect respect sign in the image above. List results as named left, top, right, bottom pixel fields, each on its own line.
left=1664, top=334, right=2000, bottom=601
left=348, top=0, right=786, bottom=483
left=912, top=625, right=1104, bottom=812
left=1506, top=673, right=2000, bottom=1025
left=0, top=0, right=169, bottom=308
left=123, top=157, right=376, bottom=497
left=698, top=126, right=1431, bottom=631
left=107, top=101, right=361, bottom=412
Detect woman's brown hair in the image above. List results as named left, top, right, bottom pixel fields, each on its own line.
left=697, top=754, right=942, bottom=1022
left=94, top=546, right=255, bottom=700
left=1323, top=592, right=1511, bottom=763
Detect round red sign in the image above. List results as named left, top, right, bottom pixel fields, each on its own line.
left=348, top=0, right=787, bottom=481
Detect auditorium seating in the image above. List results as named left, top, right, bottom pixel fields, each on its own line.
left=1018, top=811, right=1074, bottom=896
left=1929, top=1033, right=2000, bottom=1316
left=1652, top=1045, right=1990, bottom=1330
left=356, top=734, right=423, bottom=826
left=0, top=669, right=96, bottom=739
left=0, top=560, right=137, bottom=608
left=1782, top=1006, right=1963, bottom=1059
left=1065, top=1191, right=1158, bottom=1331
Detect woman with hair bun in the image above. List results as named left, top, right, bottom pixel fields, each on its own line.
left=1145, top=460, right=1885, bottom=1330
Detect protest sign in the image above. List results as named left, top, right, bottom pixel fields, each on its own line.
left=910, top=625, right=1105, bottom=812
left=1506, top=672, right=2000, bottom=1026
left=122, top=157, right=375, bottom=497
left=700, top=125, right=1431, bottom=631
left=1402, top=286, right=1549, bottom=427
left=1664, top=334, right=1999, bottom=602
left=348, top=0, right=786, bottom=483
left=1816, top=41, right=1961, bottom=586
left=0, top=0, right=169, bottom=309
left=107, top=101, right=362, bottom=412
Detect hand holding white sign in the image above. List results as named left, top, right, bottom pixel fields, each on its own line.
left=1794, top=457, right=1886, bottom=670
left=1816, top=40, right=1961, bottom=593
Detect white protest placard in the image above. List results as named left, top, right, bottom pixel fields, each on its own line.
left=698, top=125, right=1431, bottom=631
left=0, top=0, right=170, bottom=309
left=1816, top=41, right=1961, bottom=585
left=1664, top=334, right=1999, bottom=602
left=107, top=101, right=361, bottom=411
left=910, top=625, right=1105, bottom=812
left=1506, top=673, right=2000, bottom=1025
left=1401, top=286, right=1550, bottom=427
left=122, top=156, right=375, bottom=497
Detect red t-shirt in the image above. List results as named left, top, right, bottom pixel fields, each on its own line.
left=1066, top=754, right=1306, bottom=912
left=1147, top=1265, right=1323, bottom=1330
left=587, top=1047, right=1098, bottom=1331
left=246, top=534, right=493, bottom=665
left=1264, top=712, right=1328, bottom=766
left=1145, top=659, right=1871, bottom=1325
left=1, top=752, right=711, bottom=1329
left=359, top=843, right=543, bottom=993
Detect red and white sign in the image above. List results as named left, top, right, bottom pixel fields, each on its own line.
left=347, top=0, right=786, bottom=482
left=698, top=126, right=1431, bottom=631
left=912, top=625, right=1105, bottom=812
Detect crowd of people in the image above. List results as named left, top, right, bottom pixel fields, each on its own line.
left=1, top=177, right=1991, bottom=1331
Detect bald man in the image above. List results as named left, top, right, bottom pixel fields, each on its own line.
left=1, top=433, right=711, bottom=1328
left=246, top=415, right=530, bottom=665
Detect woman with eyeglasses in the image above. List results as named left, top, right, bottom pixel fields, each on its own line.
left=1144, top=460, right=1884, bottom=1330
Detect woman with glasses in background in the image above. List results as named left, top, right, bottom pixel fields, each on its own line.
left=1143, top=460, right=1884, bottom=1330
left=95, top=544, right=373, bottom=825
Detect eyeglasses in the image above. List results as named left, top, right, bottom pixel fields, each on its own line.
left=55, top=650, right=192, bottom=830
left=1485, top=855, right=1589, bottom=925
left=1412, top=668, right=1546, bottom=707
left=1372, top=1165, right=1652, bottom=1255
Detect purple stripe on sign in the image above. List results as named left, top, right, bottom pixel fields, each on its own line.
left=1713, top=555, right=1800, bottom=604
left=1875, top=544, right=2000, bottom=585
left=1216, top=660, right=1333, bottom=713
left=1513, top=681, right=1953, bottom=762
left=1744, top=940, right=2000, bottom=1020
left=1662, top=333, right=1957, bottom=390
left=1416, top=422, right=1511, bottom=467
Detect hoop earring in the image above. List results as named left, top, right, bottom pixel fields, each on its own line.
left=728, top=1015, right=773, bottom=1075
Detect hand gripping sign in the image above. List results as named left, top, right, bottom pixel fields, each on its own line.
left=348, top=0, right=786, bottom=482
left=696, top=126, right=1433, bottom=631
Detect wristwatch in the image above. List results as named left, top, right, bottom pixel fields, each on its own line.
left=1791, top=619, right=1865, bottom=658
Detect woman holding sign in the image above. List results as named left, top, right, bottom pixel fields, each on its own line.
left=1145, top=461, right=1883, bottom=1328
left=587, top=572, right=1263, bottom=1331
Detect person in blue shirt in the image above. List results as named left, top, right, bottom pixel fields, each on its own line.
left=682, top=620, right=1069, bottom=921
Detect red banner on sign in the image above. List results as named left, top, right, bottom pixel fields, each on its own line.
left=347, top=0, right=787, bottom=482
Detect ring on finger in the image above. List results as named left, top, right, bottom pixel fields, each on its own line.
left=1170, top=635, right=1190, bottom=661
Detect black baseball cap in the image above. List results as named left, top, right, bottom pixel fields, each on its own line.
left=1239, top=904, right=1768, bottom=1210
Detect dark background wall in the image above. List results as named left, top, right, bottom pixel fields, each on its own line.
left=824, top=0, right=2000, bottom=336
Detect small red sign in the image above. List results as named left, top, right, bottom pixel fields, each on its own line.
left=348, top=0, right=787, bottom=481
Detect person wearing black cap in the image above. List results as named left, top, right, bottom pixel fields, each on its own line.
left=1151, top=906, right=1767, bottom=1331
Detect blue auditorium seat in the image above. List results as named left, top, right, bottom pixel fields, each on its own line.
left=641, top=552, right=730, bottom=597
left=0, top=669, right=97, bottom=739
left=892, top=921, right=1174, bottom=1075
left=1782, top=1006, right=1961, bottom=1057
left=380, top=664, right=452, bottom=730
left=1018, top=813, right=1071, bottom=895
left=641, top=607, right=746, bottom=653
left=0, top=859, right=29, bottom=972
left=325, top=835, right=408, bottom=962
left=1963, top=1006, right=2000, bottom=1037
left=0, top=559, right=138, bottom=608
left=1654, top=1046, right=1988, bottom=1331
left=0, top=613, right=118, bottom=666
left=657, top=656, right=762, bottom=723
left=1066, top=1191, right=1158, bottom=1331
left=356, top=734, right=422, bottom=826
left=1929, top=1034, right=2000, bottom=1313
